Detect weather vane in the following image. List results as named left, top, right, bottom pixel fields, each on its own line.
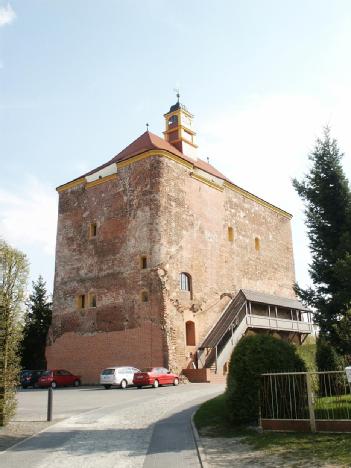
left=173, top=87, right=180, bottom=103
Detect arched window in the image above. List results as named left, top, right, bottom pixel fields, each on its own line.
left=185, top=321, right=196, bottom=346
left=180, top=272, right=191, bottom=292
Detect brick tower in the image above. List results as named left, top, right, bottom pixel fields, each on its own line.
left=47, top=100, right=301, bottom=383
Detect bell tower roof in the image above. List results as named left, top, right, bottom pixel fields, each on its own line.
left=165, top=101, right=193, bottom=116
left=163, top=99, right=198, bottom=159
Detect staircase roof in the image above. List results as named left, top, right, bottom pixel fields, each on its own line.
left=199, top=289, right=309, bottom=349
left=241, top=289, right=310, bottom=312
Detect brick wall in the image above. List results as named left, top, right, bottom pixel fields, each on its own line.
left=48, top=151, right=296, bottom=380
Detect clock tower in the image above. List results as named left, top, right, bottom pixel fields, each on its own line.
left=163, top=97, right=198, bottom=159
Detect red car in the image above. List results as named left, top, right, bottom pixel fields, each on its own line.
left=38, top=369, right=81, bottom=388
left=133, top=367, right=179, bottom=389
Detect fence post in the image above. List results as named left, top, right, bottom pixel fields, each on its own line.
left=306, top=372, right=316, bottom=432
left=47, top=387, right=53, bottom=421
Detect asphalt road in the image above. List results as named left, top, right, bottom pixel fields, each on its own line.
left=1, top=383, right=224, bottom=467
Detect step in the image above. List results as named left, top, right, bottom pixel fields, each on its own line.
left=182, top=368, right=227, bottom=384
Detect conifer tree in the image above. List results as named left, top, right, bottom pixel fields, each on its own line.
left=293, top=128, right=351, bottom=354
left=0, top=239, right=29, bottom=426
left=21, top=276, right=52, bottom=370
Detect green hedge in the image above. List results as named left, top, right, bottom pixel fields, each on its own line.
left=226, top=334, right=306, bottom=425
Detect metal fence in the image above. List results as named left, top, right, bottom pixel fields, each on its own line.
left=260, top=371, right=351, bottom=432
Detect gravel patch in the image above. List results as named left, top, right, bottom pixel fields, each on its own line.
left=200, top=436, right=347, bottom=468
left=0, top=421, right=56, bottom=452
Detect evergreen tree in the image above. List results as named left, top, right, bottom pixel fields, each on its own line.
left=0, top=239, right=29, bottom=426
left=293, top=128, right=351, bottom=354
left=21, top=276, right=52, bottom=370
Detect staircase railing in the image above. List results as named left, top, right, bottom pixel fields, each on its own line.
left=203, top=301, right=247, bottom=371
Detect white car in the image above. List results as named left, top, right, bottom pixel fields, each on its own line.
left=100, top=366, right=140, bottom=389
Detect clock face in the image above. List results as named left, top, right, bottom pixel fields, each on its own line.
left=183, top=115, right=191, bottom=127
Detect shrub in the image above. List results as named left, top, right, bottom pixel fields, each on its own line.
left=226, top=334, right=306, bottom=425
left=316, top=337, right=346, bottom=396
left=316, top=337, right=344, bottom=371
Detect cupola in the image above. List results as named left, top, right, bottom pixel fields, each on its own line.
left=163, top=95, right=198, bottom=159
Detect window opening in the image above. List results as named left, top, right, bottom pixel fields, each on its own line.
left=228, top=226, right=234, bottom=242
left=77, top=294, right=85, bottom=309
left=141, top=290, right=149, bottom=302
left=255, top=237, right=260, bottom=251
left=141, top=256, right=147, bottom=269
left=89, top=293, right=97, bottom=308
left=89, top=223, right=97, bottom=238
left=180, top=272, right=191, bottom=292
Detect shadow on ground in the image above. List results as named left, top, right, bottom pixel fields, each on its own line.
left=3, top=403, right=198, bottom=461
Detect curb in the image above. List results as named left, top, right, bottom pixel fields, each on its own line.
left=191, top=411, right=209, bottom=468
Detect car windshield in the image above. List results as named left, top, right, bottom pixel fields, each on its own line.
left=101, top=369, right=115, bottom=375
left=41, top=370, right=52, bottom=376
left=141, top=368, right=153, bottom=373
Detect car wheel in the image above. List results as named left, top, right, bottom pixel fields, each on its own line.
left=22, top=385, right=28, bottom=389
left=74, top=380, right=80, bottom=387
left=153, top=379, right=159, bottom=389
left=137, top=386, right=142, bottom=389
left=51, top=381, right=57, bottom=389
left=120, top=379, right=127, bottom=389
left=104, top=385, right=112, bottom=390
left=173, top=378, right=179, bottom=386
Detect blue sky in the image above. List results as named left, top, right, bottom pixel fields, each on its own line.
left=1, top=1, right=351, bottom=294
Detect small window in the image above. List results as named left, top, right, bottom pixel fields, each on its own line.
left=141, top=290, right=149, bottom=302
left=255, top=237, right=260, bottom=251
left=228, top=226, right=234, bottom=242
left=77, top=294, right=85, bottom=309
left=180, top=272, right=191, bottom=292
left=88, top=293, right=97, bottom=308
left=89, top=223, right=97, bottom=238
left=141, top=256, right=147, bottom=269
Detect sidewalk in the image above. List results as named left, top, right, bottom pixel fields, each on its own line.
left=1, top=387, right=223, bottom=467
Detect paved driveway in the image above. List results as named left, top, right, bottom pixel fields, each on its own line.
left=2, top=383, right=225, bottom=467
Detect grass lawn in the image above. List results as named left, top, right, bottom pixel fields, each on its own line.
left=194, top=393, right=351, bottom=466
left=315, top=393, right=351, bottom=419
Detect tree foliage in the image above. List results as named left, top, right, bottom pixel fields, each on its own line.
left=293, top=128, right=351, bottom=354
left=21, top=276, right=52, bottom=370
left=226, top=335, right=306, bottom=425
left=0, top=239, right=29, bottom=426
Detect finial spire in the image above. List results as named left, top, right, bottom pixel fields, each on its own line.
left=174, top=87, right=180, bottom=103
left=146, top=122, right=149, bottom=131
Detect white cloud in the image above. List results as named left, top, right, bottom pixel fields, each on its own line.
left=0, top=3, right=16, bottom=27
left=197, top=91, right=351, bottom=288
left=0, top=177, right=57, bottom=256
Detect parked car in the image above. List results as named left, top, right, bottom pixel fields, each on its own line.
left=133, top=367, right=179, bottom=389
left=38, top=369, right=81, bottom=388
left=20, top=370, right=45, bottom=389
left=100, top=366, right=140, bottom=389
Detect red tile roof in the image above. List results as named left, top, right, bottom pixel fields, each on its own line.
left=57, top=131, right=291, bottom=217
left=79, top=131, right=231, bottom=183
